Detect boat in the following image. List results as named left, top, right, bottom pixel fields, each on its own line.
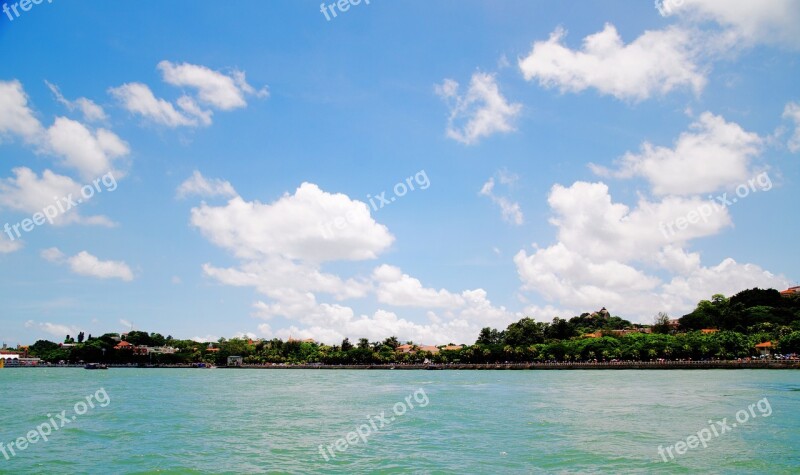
left=84, top=363, right=108, bottom=370
left=192, top=362, right=215, bottom=368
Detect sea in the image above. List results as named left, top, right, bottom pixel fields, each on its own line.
left=0, top=368, right=798, bottom=474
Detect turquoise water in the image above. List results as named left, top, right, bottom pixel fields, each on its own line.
left=0, top=369, right=798, bottom=474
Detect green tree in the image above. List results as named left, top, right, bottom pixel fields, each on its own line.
left=357, top=338, right=370, bottom=350
left=545, top=317, right=575, bottom=340
left=476, top=327, right=503, bottom=346
left=382, top=336, right=400, bottom=350
left=779, top=331, right=800, bottom=354
left=652, top=312, right=672, bottom=334
left=341, top=338, right=353, bottom=352
left=503, top=318, right=546, bottom=347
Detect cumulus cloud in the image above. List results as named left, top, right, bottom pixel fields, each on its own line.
left=191, top=182, right=394, bottom=263
left=0, top=80, right=129, bottom=180
left=190, top=178, right=519, bottom=344
left=373, top=264, right=465, bottom=308
left=254, top=290, right=521, bottom=344
left=0, top=167, right=115, bottom=226
left=42, top=247, right=134, bottom=281
left=46, top=117, right=129, bottom=180
left=45, top=81, right=107, bottom=122
left=0, top=80, right=44, bottom=142
left=435, top=72, right=521, bottom=145
left=519, top=24, right=706, bottom=101
left=547, top=182, right=731, bottom=260
left=203, top=258, right=370, bottom=302
left=591, top=112, right=763, bottom=195
left=177, top=170, right=237, bottom=198
left=514, top=181, right=789, bottom=320
left=244, top=273, right=518, bottom=346
left=193, top=183, right=389, bottom=329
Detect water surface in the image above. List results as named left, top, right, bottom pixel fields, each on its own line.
left=1, top=369, right=798, bottom=473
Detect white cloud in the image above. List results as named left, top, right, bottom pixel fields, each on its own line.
left=67, top=251, right=134, bottom=281
left=0, top=80, right=44, bottom=143
left=1, top=80, right=129, bottom=180
left=479, top=177, right=524, bottom=225
left=372, top=264, right=465, bottom=308
left=109, top=83, right=201, bottom=128
left=519, top=24, right=706, bottom=101
left=203, top=257, right=370, bottom=302
left=190, top=178, right=519, bottom=344
left=541, top=181, right=731, bottom=262
left=25, top=320, right=79, bottom=339
left=191, top=182, right=393, bottom=263
left=40, top=247, right=65, bottom=262
left=515, top=242, right=663, bottom=312
left=783, top=101, right=800, bottom=152
left=176, top=95, right=213, bottom=126
left=435, top=72, right=521, bottom=145
left=247, top=261, right=520, bottom=344
left=192, top=335, right=220, bottom=343
left=177, top=170, right=237, bottom=198
left=233, top=332, right=258, bottom=340
left=514, top=180, right=789, bottom=321
left=661, top=257, right=789, bottom=311
left=45, top=81, right=107, bottom=122
left=658, top=0, right=800, bottom=49
left=193, top=184, right=387, bottom=307
left=0, top=167, right=115, bottom=226
left=255, top=297, right=495, bottom=346
left=110, top=61, right=267, bottom=129
left=46, top=117, right=129, bottom=180
left=0, top=235, right=23, bottom=254
left=591, top=112, right=763, bottom=196
left=157, top=61, right=268, bottom=110
left=42, top=247, right=134, bottom=281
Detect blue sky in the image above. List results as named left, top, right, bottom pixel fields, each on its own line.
left=1, top=0, right=798, bottom=345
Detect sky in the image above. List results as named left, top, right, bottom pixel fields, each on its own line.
left=1, top=0, right=798, bottom=346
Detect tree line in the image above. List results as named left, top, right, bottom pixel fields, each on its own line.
left=25, top=288, right=800, bottom=366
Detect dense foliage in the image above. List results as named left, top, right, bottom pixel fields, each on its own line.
left=24, top=288, right=800, bottom=365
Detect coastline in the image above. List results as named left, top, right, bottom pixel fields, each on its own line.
left=9, top=360, right=799, bottom=370
left=222, top=361, right=800, bottom=370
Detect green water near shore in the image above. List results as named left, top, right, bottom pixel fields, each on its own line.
left=1, top=369, right=798, bottom=473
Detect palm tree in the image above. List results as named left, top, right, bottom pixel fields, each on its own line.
left=382, top=336, right=400, bottom=349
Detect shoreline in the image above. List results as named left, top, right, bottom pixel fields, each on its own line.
left=8, top=361, right=800, bottom=370
left=224, top=361, right=800, bottom=370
